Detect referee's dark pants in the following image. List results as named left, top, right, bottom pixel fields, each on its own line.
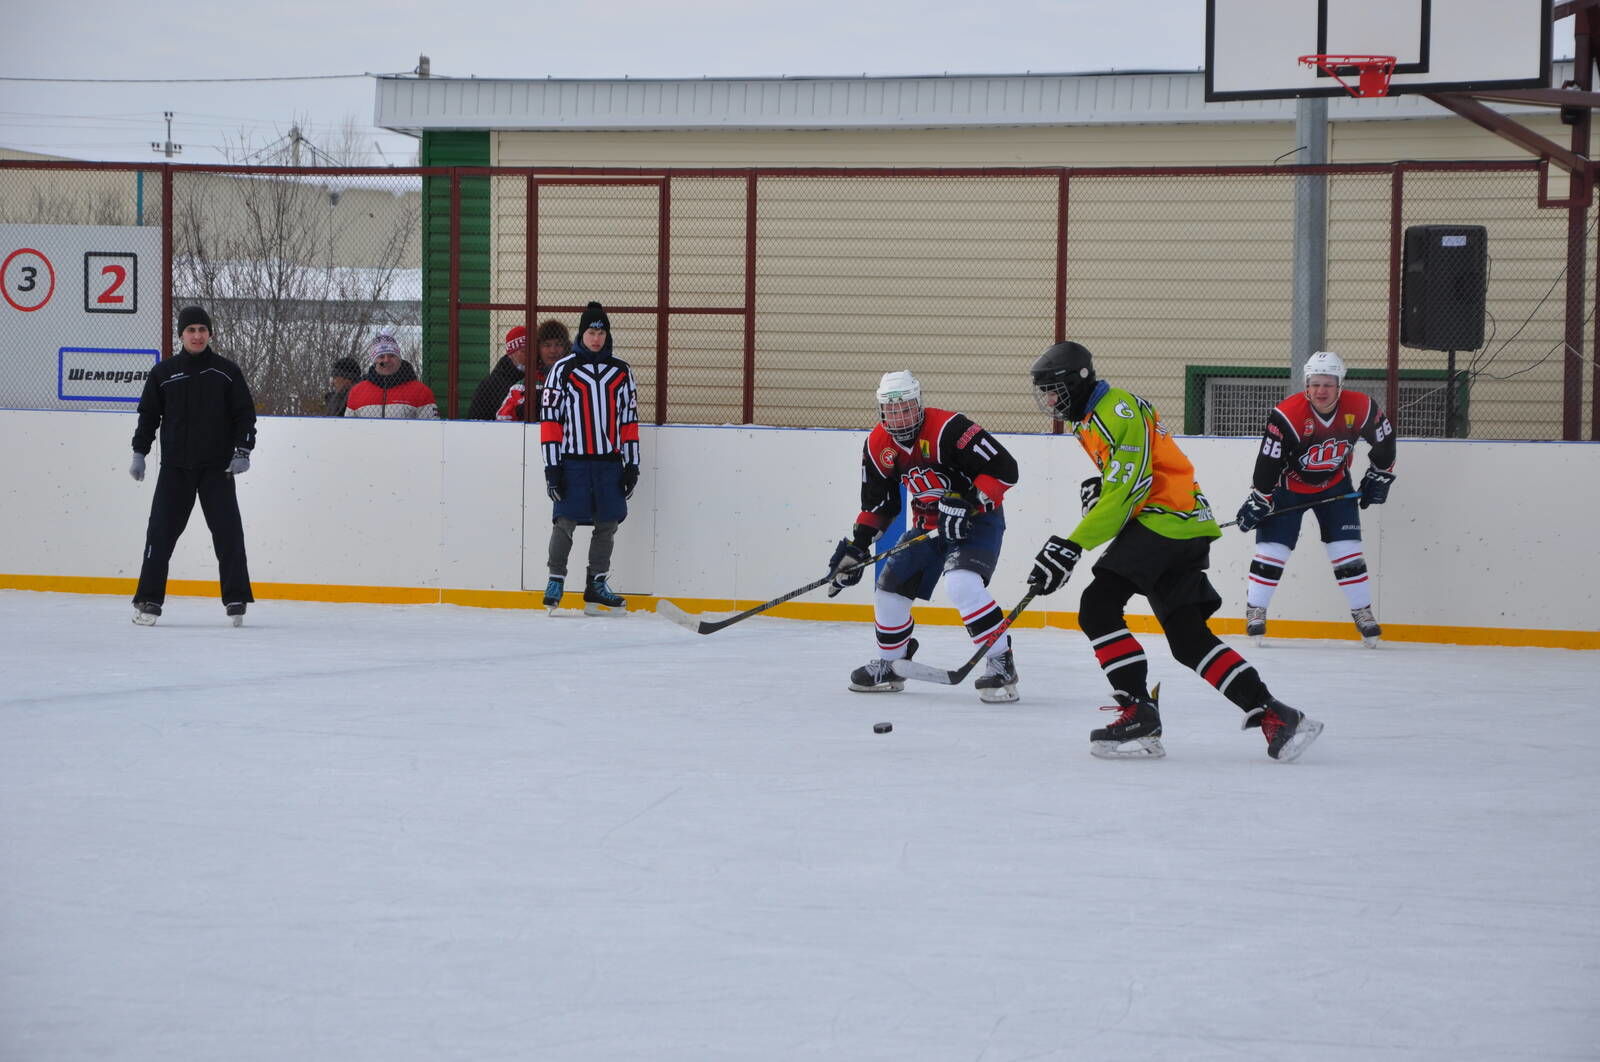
left=134, top=464, right=253, bottom=606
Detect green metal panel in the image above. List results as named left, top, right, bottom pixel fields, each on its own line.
left=421, top=131, right=490, bottom=417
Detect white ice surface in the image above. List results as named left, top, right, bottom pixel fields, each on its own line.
left=2, top=591, right=1596, bottom=1062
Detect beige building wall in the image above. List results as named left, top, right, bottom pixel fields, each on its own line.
left=485, top=115, right=1584, bottom=438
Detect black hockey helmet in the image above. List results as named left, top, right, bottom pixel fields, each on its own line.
left=1030, top=341, right=1097, bottom=422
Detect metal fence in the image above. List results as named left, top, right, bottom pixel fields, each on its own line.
left=3, top=159, right=1593, bottom=440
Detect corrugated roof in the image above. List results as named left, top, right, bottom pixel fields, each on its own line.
left=374, top=63, right=1572, bottom=135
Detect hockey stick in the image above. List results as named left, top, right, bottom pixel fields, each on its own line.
left=657, top=530, right=937, bottom=636
left=1217, top=490, right=1360, bottom=530
left=890, top=588, right=1039, bottom=686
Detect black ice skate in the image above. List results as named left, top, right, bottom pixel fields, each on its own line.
left=542, top=576, right=565, bottom=611
left=849, top=638, right=918, bottom=693
left=1245, top=606, right=1267, bottom=645
left=225, top=602, right=247, bottom=628
left=132, top=600, right=161, bottom=627
left=973, top=647, right=1019, bottom=703
left=583, top=571, right=627, bottom=615
left=1243, top=697, right=1324, bottom=762
left=1351, top=606, right=1381, bottom=648
left=1090, top=686, right=1165, bottom=759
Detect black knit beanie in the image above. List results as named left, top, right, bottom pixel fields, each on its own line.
left=576, top=301, right=610, bottom=335
left=176, top=305, right=213, bottom=335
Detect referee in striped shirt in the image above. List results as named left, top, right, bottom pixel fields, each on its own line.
left=539, top=302, right=640, bottom=612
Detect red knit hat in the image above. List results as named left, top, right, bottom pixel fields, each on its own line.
left=505, top=325, right=528, bottom=356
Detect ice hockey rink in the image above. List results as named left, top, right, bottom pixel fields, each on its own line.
left=1, top=590, right=1595, bottom=1061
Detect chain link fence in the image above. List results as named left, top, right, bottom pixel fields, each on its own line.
left=2, top=159, right=1591, bottom=439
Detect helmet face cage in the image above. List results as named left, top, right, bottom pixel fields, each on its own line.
left=879, top=396, right=923, bottom=441
left=1032, top=377, right=1073, bottom=419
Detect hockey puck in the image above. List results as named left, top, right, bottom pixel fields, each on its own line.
left=873, top=722, right=893, bottom=734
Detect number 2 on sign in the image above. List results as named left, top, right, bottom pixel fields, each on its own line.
left=97, top=264, right=127, bottom=304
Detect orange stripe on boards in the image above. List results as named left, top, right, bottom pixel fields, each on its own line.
left=3, top=574, right=1593, bottom=649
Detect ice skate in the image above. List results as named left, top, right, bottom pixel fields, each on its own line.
left=973, top=647, right=1019, bottom=704
left=225, top=602, right=247, bottom=628
left=132, top=601, right=161, bottom=627
left=849, top=639, right=918, bottom=692
left=582, top=571, right=627, bottom=616
left=1351, top=605, right=1381, bottom=648
left=542, top=576, right=565, bottom=612
left=1090, top=686, right=1165, bottom=759
left=1245, top=605, right=1267, bottom=646
left=1243, top=698, right=1324, bottom=762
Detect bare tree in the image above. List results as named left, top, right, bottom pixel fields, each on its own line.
left=169, top=122, right=421, bottom=414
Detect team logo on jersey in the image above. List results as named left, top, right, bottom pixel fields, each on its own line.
left=1345, top=413, right=1355, bottom=428
left=1304, top=419, right=1314, bottom=436
left=1114, top=401, right=1135, bottom=419
left=919, top=439, right=931, bottom=459
left=879, top=446, right=898, bottom=467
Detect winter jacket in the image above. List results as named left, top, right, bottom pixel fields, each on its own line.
left=132, top=346, right=256, bottom=468
left=466, top=356, right=532, bottom=421
left=343, top=361, right=439, bottom=419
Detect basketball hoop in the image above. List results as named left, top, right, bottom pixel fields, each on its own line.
left=1298, top=54, right=1397, bottom=98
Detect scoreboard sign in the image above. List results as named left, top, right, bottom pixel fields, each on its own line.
left=1, top=224, right=162, bottom=410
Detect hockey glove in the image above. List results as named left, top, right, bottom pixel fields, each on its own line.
left=826, top=537, right=872, bottom=598
left=545, top=464, right=564, bottom=502
left=1079, top=476, right=1102, bottom=516
left=129, top=452, right=146, bottom=482
left=226, top=448, right=250, bottom=476
left=620, top=464, right=640, bottom=500
left=1234, top=489, right=1273, bottom=533
left=1359, top=467, right=1395, bottom=509
left=1028, top=536, right=1082, bottom=596
left=936, top=491, right=972, bottom=542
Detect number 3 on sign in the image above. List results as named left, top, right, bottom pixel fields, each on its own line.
left=2, top=247, right=57, bottom=312
left=85, top=252, right=138, bottom=314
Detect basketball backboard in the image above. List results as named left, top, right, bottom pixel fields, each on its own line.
left=1205, top=0, right=1552, bottom=101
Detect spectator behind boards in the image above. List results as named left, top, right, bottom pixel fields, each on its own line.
left=468, top=324, right=529, bottom=421
left=128, top=305, right=257, bottom=628
left=324, top=357, right=362, bottom=416
left=538, top=302, right=639, bottom=614
left=486, top=320, right=573, bottom=422
left=344, top=332, right=438, bottom=419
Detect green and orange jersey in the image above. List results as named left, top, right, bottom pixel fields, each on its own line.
left=1063, top=381, right=1220, bottom=550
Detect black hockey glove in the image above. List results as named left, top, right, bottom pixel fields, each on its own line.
left=936, top=491, right=972, bottom=542
left=1359, top=467, right=1395, bottom=509
left=1028, top=536, right=1082, bottom=596
left=827, top=534, right=873, bottom=598
left=1235, top=489, right=1273, bottom=532
left=545, top=464, right=564, bottom=502
left=1079, top=476, right=1101, bottom=516
left=620, top=464, right=639, bottom=500
left=226, top=448, right=250, bottom=476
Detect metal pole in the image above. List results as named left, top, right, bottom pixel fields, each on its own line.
left=1291, top=98, right=1329, bottom=381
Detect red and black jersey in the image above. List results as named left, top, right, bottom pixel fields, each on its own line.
left=1251, top=390, right=1396, bottom=496
left=855, top=408, right=1019, bottom=533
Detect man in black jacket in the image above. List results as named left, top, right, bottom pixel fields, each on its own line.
left=128, top=306, right=257, bottom=626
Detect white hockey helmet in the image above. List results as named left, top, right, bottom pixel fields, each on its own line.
left=1302, top=350, right=1347, bottom=387
left=876, top=370, right=924, bottom=442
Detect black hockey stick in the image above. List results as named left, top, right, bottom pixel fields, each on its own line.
left=1217, top=490, right=1360, bottom=530
left=657, top=530, right=937, bottom=635
left=890, top=588, right=1039, bottom=686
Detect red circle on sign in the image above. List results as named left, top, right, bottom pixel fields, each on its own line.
left=2, top=247, right=56, bottom=311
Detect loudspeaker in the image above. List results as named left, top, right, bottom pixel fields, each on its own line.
left=1401, top=225, right=1487, bottom=352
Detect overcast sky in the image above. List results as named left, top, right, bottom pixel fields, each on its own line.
left=1, top=0, right=1211, bottom=164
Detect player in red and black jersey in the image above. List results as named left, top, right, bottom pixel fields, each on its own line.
left=827, top=371, right=1022, bottom=702
left=1233, top=351, right=1397, bottom=645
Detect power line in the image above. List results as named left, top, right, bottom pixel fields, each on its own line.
left=0, top=72, right=408, bottom=84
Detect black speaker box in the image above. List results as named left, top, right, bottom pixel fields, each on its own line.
left=1401, top=225, right=1487, bottom=352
